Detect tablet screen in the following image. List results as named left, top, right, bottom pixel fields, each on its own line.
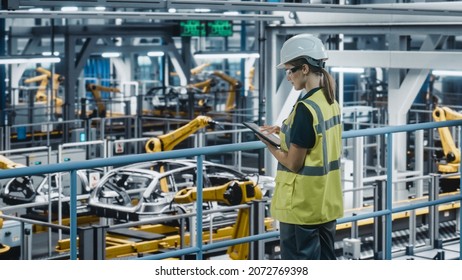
left=243, top=122, right=281, bottom=147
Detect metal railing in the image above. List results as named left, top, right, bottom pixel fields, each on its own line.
left=1, top=119, right=462, bottom=260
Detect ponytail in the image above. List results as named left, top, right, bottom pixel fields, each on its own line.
left=321, top=68, right=336, bottom=105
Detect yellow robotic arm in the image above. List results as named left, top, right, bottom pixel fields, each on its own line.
left=0, top=155, right=26, bottom=169
left=174, top=180, right=263, bottom=260
left=144, top=115, right=214, bottom=193
left=145, top=115, right=214, bottom=153
left=36, top=67, right=64, bottom=101
left=170, top=63, right=211, bottom=77
left=191, top=63, right=211, bottom=76
left=24, top=73, right=48, bottom=101
left=86, top=83, right=121, bottom=117
left=432, top=106, right=462, bottom=173
left=24, top=67, right=64, bottom=114
left=174, top=180, right=262, bottom=205
left=188, top=78, right=214, bottom=94
left=0, top=211, right=10, bottom=255
left=212, top=71, right=241, bottom=112
left=248, top=67, right=255, bottom=92
left=188, top=78, right=216, bottom=108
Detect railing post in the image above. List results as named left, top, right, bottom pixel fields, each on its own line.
left=79, top=225, right=106, bottom=260
left=249, top=200, right=266, bottom=260
left=70, top=170, right=78, bottom=260
left=353, top=136, right=364, bottom=208
left=351, top=213, right=358, bottom=239
left=373, top=180, right=385, bottom=259
left=406, top=209, right=416, bottom=256
left=20, top=222, right=32, bottom=260
left=414, top=129, right=424, bottom=197
left=195, top=155, right=204, bottom=260
left=179, top=216, right=186, bottom=260
left=429, top=173, right=442, bottom=249
left=459, top=126, right=462, bottom=260
left=385, top=133, right=393, bottom=260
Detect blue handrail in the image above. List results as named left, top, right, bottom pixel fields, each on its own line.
left=1, top=119, right=461, bottom=260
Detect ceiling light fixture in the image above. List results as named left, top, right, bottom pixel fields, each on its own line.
left=194, top=51, right=260, bottom=60
left=432, top=70, right=462, bottom=77
left=101, top=52, right=121, bottom=58
left=42, top=51, right=60, bottom=56
left=0, top=56, right=61, bottom=65
left=194, top=8, right=211, bottom=13
left=331, top=67, right=365, bottom=74
left=147, top=51, right=165, bottom=57
left=61, top=7, right=79, bottom=12
left=223, top=11, right=240, bottom=16
left=28, top=8, right=43, bottom=12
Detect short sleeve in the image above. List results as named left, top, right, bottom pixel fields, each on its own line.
left=290, top=104, right=315, bottom=149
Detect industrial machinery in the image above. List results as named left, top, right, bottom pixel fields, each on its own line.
left=0, top=154, right=94, bottom=209
left=88, top=159, right=274, bottom=220
left=145, top=85, right=213, bottom=118
left=432, top=106, right=461, bottom=173
left=80, top=159, right=275, bottom=259
left=0, top=212, right=10, bottom=256
left=171, top=63, right=211, bottom=77
left=247, top=67, right=255, bottom=92
left=174, top=179, right=264, bottom=260
left=85, top=83, right=121, bottom=118
left=145, top=63, right=214, bottom=118
left=188, top=77, right=216, bottom=109
left=185, top=63, right=214, bottom=110
left=0, top=155, right=26, bottom=170
left=145, top=115, right=214, bottom=153
left=24, top=67, right=64, bottom=115
left=212, top=71, right=241, bottom=113
left=0, top=156, right=28, bottom=256
left=432, top=106, right=461, bottom=193
left=0, top=155, right=35, bottom=205
left=144, top=115, right=215, bottom=203
left=146, top=69, right=240, bottom=118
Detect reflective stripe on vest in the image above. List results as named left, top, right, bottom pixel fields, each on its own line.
left=277, top=99, right=341, bottom=176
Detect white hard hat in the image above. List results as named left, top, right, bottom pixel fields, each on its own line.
left=276, top=34, right=328, bottom=69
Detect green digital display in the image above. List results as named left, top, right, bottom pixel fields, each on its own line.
left=180, top=20, right=206, bottom=37
left=207, top=20, right=233, bottom=37
left=180, top=20, right=233, bottom=37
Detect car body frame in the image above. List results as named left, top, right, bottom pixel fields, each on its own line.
left=88, top=159, right=274, bottom=222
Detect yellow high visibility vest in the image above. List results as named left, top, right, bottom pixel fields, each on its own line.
left=271, top=89, right=343, bottom=225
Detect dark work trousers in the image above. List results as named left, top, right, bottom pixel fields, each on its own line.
left=279, top=220, right=337, bottom=260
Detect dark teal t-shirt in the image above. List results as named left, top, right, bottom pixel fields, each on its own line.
left=290, top=87, right=321, bottom=149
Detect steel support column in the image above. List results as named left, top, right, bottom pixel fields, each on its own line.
left=79, top=225, right=106, bottom=260
left=0, top=1, right=5, bottom=151
left=249, top=200, right=266, bottom=260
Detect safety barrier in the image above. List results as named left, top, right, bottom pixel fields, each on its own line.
left=1, top=119, right=462, bottom=260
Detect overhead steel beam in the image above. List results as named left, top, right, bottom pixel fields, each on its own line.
left=289, top=10, right=462, bottom=26
left=0, top=10, right=283, bottom=21
left=326, top=50, right=462, bottom=71
left=10, top=0, right=462, bottom=18
left=6, top=0, right=166, bottom=9
left=7, top=0, right=462, bottom=18
left=169, top=0, right=462, bottom=17
left=9, top=24, right=180, bottom=38
left=268, top=22, right=462, bottom=36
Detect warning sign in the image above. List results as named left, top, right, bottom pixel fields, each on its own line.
left=115, top=142, right=124, bottom=154
left=89, top=172, right=100, bottom=190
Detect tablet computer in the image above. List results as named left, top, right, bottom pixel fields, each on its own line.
left=243, top=122, right=281, bottom=147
